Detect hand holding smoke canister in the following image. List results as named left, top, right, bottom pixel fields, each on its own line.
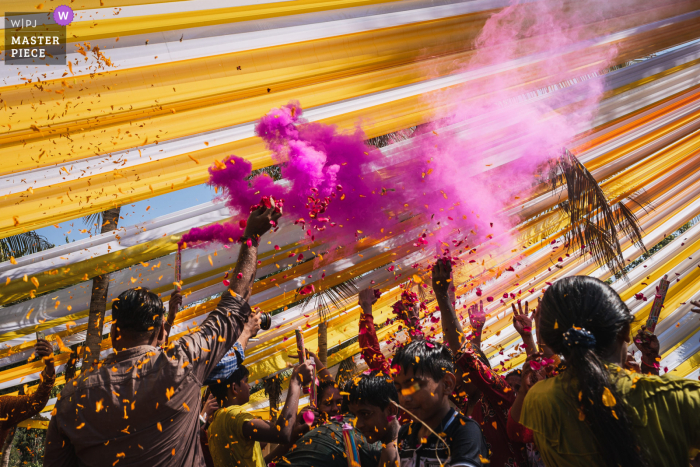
left=645, top=275, right=670, bottom=333
left=294, top=328, right=315, bottom=403
left=295, top=328, right=306, bottom=364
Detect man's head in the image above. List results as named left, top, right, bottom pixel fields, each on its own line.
left=505, top=369, right=521, bottom=394
left=317, top=380, right=343, bottom=418
left=346, top=372, right=399, bottom=444
left=110, top=287, right=165, bottom=351
left=391, top=340, right=456, bottom=423
left=209, top=366, right=251, bottom=407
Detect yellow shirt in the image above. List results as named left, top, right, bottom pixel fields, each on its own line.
left=207, top=406, right=265, bottom=467
left=521, top=365, right=700, bottom=467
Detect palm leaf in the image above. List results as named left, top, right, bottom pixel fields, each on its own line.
left=365, top=127, right=417, bottom=149
left=549, top=149, right=647, bottom=277
left=296, top=277, right=359, bottom=322
left=0, top=231, right=54, bottom=262
left=336, top=355, right=359, bottom=386
left=81, top=212, right=104, bottom=227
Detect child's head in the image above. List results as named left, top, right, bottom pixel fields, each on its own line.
left=209, top=366, right=251, bottom=406
left=346, top=372, right=399, bottom=444
left=391, top=340, right=456, bottom=423
left=317, top=380, right=343, bottom=418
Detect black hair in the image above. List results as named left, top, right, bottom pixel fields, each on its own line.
left=209, top=366, right=250, bottom=405
left=391, top=339, right=454, bottom=381
left=112, top=287, right=164, bottom=336
left=346, top=372, right=398, bottom=411
left=539, top=276, right=649, bottom=467
left=318, top=379, right=338, bottom=401
left=505, top=369, right=521, bottom=379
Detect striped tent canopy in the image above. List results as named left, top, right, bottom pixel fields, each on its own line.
left=1, top=0, right=700, bottom=419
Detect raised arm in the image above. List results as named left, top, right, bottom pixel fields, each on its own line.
left=467, top=302, right=486, bottom=351
left=634, top=327, right=660, bottom=376
left=432, top=259, right=463, bottom=352
left=242, top=360, right=314, bottom=444
left=512, top=300, right=537, bottom=357
left=204, top=313, right=261, bottom=385
left=0, top=340, right=55, bottom=431
left=164, top=291, right=182, bottom=339
left=182, top=204, right=282, bottom=381
left=507, top=353, right=542, bottom=443
left=231, top=205, right=282, bottom=301
left=358, top=288, right=390, bottom=374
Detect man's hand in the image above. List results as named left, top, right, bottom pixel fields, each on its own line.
left=511, top=300, right=533, bottom=337
left=634, top=327, right=660, bottom=362
left=169, top=292, right=182, bottom=311
left=431, top=259, right=452, bottom=297
left=201, top=394, right=220, bottom=420
left=35, top=339, right=55, bottom=377
left=292, top=360, right=316, bottom=387
left=244, top=312, right=262, bottom=338
left=168, top=292, right=182, bottom=321
left=521, top=353, right=545, bottom=395
left=359, top=288, right=378, bottom=315
left=691, top=300, right=700, bottom=314
left=468, top=301, right=486, bottom=333
left=244, top=202, right=283, bottom=239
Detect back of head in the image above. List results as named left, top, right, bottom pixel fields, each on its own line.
left=538, top=276, right=648, bottom=467
left=209, top=366, right=249, bottom=405
left=391, top=339, right=454, bottom=380
left=112, top=287, right=164, bottom=337
left=347, top=371, right=398, bottom=411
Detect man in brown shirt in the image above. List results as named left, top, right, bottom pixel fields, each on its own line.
left=45, top=204, right=282, bottom=467
left=0, top=339, right=55, bottom=448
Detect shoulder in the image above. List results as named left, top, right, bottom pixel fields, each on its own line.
left=223, top=406, right=253, bottom=420
left=398, top=421, right=413, bottom=440
left=613, top=369, right=700, bottom=409
left=524, top=374, right=562, bottom=404
left=520, top=375, right=570, bottom=430
left=447, top=413, right=484, bottom=441
left=216, top=290, right=249, bottom=312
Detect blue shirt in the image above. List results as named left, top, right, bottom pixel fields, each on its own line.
left=204, top=341, right=245, bottom=385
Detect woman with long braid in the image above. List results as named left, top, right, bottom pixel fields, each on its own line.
left=519, top=276, right=700, bottom=467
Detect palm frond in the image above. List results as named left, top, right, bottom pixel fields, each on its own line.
left=0, top=231, right=54, bottom=262
left=365, top=127, right=417, bottom=149
left=247, top=164, right=282, bottom=182
left=336, top=356, right=359, bottom=386
left=297, top=277, right=359, bottom=321
left=82, top=212, right=104, bottom=227
left=549, top=149, right=647, bottom=277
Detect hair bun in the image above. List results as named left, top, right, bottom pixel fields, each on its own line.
left=563, top=326, right=596, bottom=349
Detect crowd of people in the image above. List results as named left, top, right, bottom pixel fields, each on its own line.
left=1, top=205, right=699, bottom=466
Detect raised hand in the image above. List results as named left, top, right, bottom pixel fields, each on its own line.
left=468, top=301, right=486, bottom=332
left=201, top=393, right=220, bottom=420
left=634, top=327, right=660, bottom=369
left=359, top=288, right=378, bottom=314
left=511, top=300, right=533, bottom=337
left=168, top=292, right=182, bottom=317
left=244, top=200, right=283, bottom=239
left=431, top=259, right=452, bottom=297
left=244, top=311, right=262, bottom=338
left=35, top=339, right=55, bottom=377
left=292, top=359, right=316, bottom=387
left=521, top=352, right=546, bottom=395
left=691, top=300, right=700, bottom=314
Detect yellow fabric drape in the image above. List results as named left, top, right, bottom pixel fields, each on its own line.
left=3, top=6, right=699, bottom=238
